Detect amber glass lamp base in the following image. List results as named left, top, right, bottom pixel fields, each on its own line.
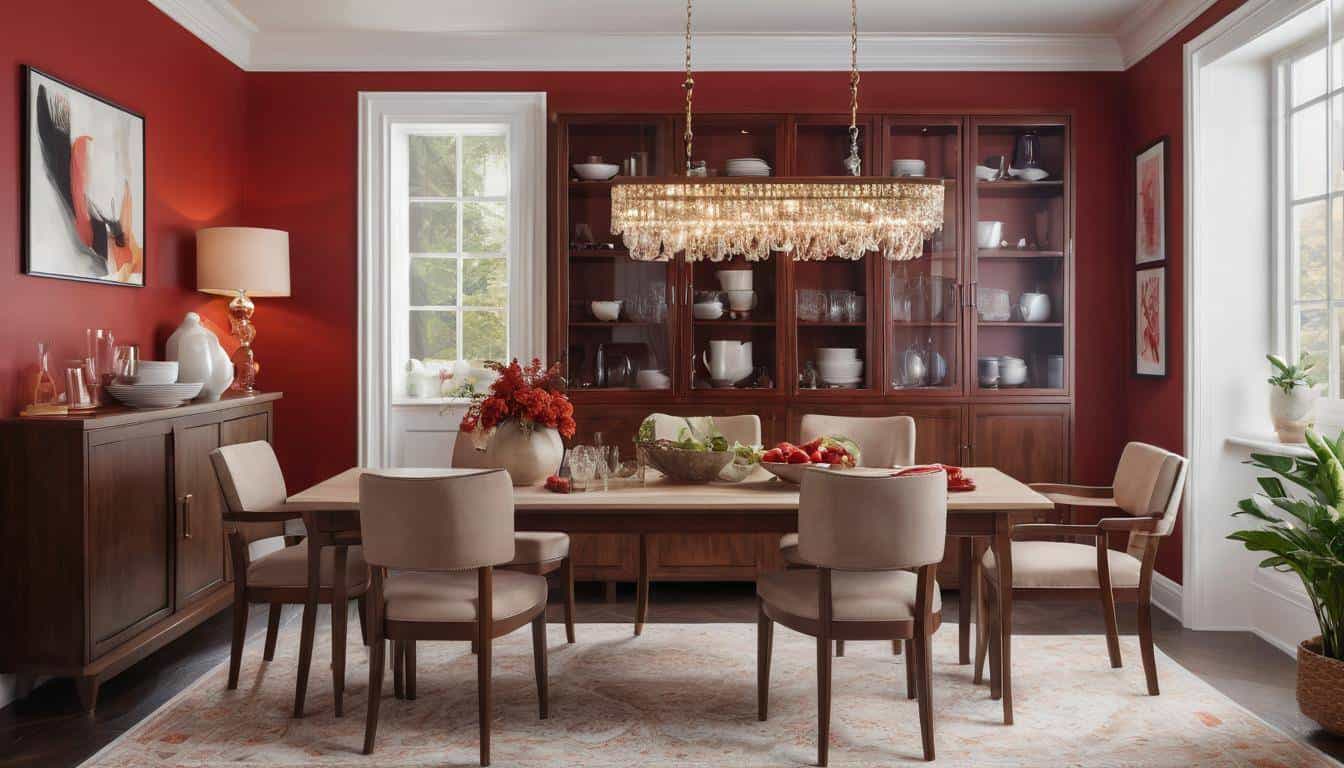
left=228, top=290, right=260, bottom=394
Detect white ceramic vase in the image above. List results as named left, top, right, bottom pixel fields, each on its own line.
left=484, top=419, right=564, bottom=486
left=166, top=312, right=234, bottom=402
left=1270, top=383, right=1320, bottom=444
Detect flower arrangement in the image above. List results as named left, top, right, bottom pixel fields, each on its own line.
left=459, top=358, right=576, bottom=448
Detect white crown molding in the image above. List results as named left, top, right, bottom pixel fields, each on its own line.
left=146, top=0, right=255, bottom=70
left=1117, top=0, right=1222, bottom=69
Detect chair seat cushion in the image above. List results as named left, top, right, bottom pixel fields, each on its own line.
left=757, top=569, right=940, bottom=622
left=1040, top=492, right=1120, bottom=509
left=982, top=541, right=1143, bottom=589
left=247, top=545, right=369, bottom=590
left=778, top=533, right=806, bottom=566
left=509, top=532, right=570, bottom=565
left=384, top=570, right=547, bottom=624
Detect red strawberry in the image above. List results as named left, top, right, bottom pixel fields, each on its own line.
left=801, top=437, right=824, bottom=453
left=761, top=448, right=784, bottom=463
left=776, top=441, right=796, bottom=451
left=787, top=450, right=810, bottom=464
left=810, top=450, right=825, bottom=463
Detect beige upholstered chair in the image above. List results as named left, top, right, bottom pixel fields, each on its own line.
left=453, top=435, right=576, bottom=643
left=360, top=468, right=549, bottom=767
left=779, top=414, right=917, bottom=568
left=757, top=468, right=946, bottom=764
left=210, top=442, right=370, bottom=699
left=975, top=442, right=1188, bottom=714
left=635, top=414, right=762, bottom=635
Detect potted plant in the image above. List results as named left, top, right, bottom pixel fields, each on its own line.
left=1267, top=352, right=1320, bottom=443
left=460, top=359, right=576, bottom=486
left=1230, top=429, right=1344, bottom=734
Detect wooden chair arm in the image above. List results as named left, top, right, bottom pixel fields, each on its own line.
left=1097, top=516, right=1161, bottom=533
left=223, top=509, right=298, bottom=524
left=1028, top=483, right=1114, bottom=499
left=1012, top=522, right=1102, bottom=540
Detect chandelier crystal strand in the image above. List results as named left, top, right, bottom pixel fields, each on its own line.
left=683, top=0, right=695, bottom=172
left=844, top=0, right=862, bottom=176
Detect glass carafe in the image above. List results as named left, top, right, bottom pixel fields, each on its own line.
left=32, top=343, right=58, bottom=406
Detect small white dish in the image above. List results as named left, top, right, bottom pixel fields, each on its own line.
left=976, top=221, right=1004, bottom=249
left=817, top=347, right=858, bottom=362
left=726, top=290, right=757, bottom=312
left=761, top=461, right=829, bottom=484
left=573, top=163, right=620, bottom=181
left=106, top=382, right=204, bottom=409
left=891, top=159, right=926, bottom=177
left=591, top=300, right=623, bottom=321
left=693, top=301, right=725, bottom=320
left=974, top=165, right=998, bottom=181
left=1008, top=166, right=1049, bottom=182
left=123, top=360, right=179, bottom=385
left=636, top=370, right=671, bottom=389
left=717, top=269, right=753, bottom=291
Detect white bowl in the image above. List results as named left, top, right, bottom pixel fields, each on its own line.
left=819, top=361, right=864, bottom=382
left=717, top=269, right=753, bottom=291
left=726, top=290, right=756, bottom=311
left=1008, top=166, right=1049, bottom=182
left=1000, top=365, right=1029, bottom=387
left=106, top=382, right=204, bottom=409
left=573, top=163, right=620, bottom=181
left=976, top=221, right=1004, bottom=249
left=761, top=461, right=830, bottom=484
left=636, top=370, right=671, bottom=389
left=591, top=300, right=623, bottom=321
left=125, top=360, right=179, bottom=385
left=974, top=165, right=998, bottom=181
left=816, top=347, right=858, bottom=362
left=693, top=301, right=724, bottom=320
left=892, top=159, right=926, bottom=177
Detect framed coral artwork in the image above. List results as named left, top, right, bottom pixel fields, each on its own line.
left=1136, top=266, right=1166, bottom=377
left=23, top=66, right=145, bottom=286
left=1135, top=137, right=1167, bottom=265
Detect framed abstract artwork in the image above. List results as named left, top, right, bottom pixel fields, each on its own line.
left=23, top=67, right=145, bottom=287
left=1135, top=137, right=1167, bottom=265
left=1136, top=266, right=1166, bottom=377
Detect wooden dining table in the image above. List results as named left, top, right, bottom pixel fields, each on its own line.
left=287, top=465, right=1052, bottom=725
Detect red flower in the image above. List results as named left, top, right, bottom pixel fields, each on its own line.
left=459, top=358, right=575, bottom=438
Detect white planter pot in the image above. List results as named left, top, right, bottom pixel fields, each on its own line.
left=484, top=420, right=564, bottom=486
left=1270, top=384, right=1320, bottom=444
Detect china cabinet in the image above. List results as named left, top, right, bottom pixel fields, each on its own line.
left=551, top=112, right=1073, bottom=588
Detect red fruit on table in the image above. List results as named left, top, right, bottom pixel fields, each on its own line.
left=787, top=450, right=810, bottom=465
left=761, top=448, right=784, bottom=463
left=776, top=441, right=796, bottom=451
left=801, top=437, right=824, bottom=453
left=810, top=450, right=825, bottom=464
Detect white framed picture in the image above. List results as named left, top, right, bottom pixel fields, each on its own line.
left=1135, top=137, right=1166, bottom=265
left=1136, top=266, right=1166, bottom=377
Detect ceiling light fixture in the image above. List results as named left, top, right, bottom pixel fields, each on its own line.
left=610, top=0, right=944, bottom=262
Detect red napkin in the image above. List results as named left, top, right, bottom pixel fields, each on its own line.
left=895, top=464, right=977, bottom=492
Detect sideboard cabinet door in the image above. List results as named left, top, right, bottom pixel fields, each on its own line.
left=970, top=404, right=1070, bottom=485
left=173, top=422, right=226, bottom=609
left=88, top=433, right=173, bottom=659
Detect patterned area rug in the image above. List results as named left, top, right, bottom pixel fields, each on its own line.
left=81, top=620, right=1335, bottom=767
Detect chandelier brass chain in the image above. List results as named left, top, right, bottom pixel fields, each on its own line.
left=844, top=0, right=862, bottom=176
left=683, top=0, right=695, bottom=171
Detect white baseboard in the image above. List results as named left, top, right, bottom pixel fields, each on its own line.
left=1250, top=571, right=1318, bottom=658
left=1151, top=572, right=1184, bottom=623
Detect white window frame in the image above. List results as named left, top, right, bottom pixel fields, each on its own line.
left=1274, top=30, right=1342, bottom=395
left=359, top=92, right=546, bottom=467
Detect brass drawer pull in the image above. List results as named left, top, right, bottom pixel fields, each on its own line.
left=182, top=494, right=194, bottom=539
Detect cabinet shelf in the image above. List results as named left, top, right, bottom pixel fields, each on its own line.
left=893, top=321, right=957, bottom=327
left=976, top=249, right=1064, bottom=259
left=570, top=247, right=628, bottom=260
left=694, top=319, right=776, bottom=327
left=799, top=321, right=865, bottom=328
left=569, top=320, right=665, bottom=328
left=977, top=179, right=1064, bottom=196
left=977, top=321, right=1064, bottom=328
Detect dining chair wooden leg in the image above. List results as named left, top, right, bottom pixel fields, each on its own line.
left=263, top=603, right=283, bottom=661
left=562, top=556, right=577, bottom=644
left=227, top=595, right=247, bottom=690
left=917, top=622, right=935, bottom=761
left=405, top=640, right=417, bottom=701
left=362, top=634, right=385, bottom=755
left=974, top=570, right=989, bottom=685
left=1100, top=586, right=1123, bottom=669
left=958, top=536, right=973, bottom=665
left=835, top=640, right=845, bottom=657
left=634, top=534, right=649, bottom=637
left=905, top=639, right=916, bottom=700
left=757, top=599, right=773, bottom=721
left=392, top=641, right=405, bottom=700
left=1137, top=601, right=1160, bottom=695
left=987, top=582, right=1002, bottom=701
left=892, top=640, right=901, bottom=655
left=358, top=596, right=369, bottom=647
left=817, top=631, right=832, bottom=767
left=293, top=538, right=322, bottom=718
left=531, top=612, right=549, bottom=719
left=332, top=546, right=349, bottom=717
left=993, top=530, right=1015, bottom=725
left=478, top=567, right=494, bottom=767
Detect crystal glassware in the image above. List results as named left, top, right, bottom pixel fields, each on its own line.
left=569, top=445, right=598, bottom=491
left=32, top=343, right=58, bottom=406
left=113, top=344, right=140, bottom=383
left=86, top=329, right=116, bottom=388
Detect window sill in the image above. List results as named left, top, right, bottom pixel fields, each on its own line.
left=1225, top=434, right=1312, bottom=458
left=391, top=397, right=475, bottom=407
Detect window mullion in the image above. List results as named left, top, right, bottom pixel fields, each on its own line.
left=457, top=132, right=466, bottom=362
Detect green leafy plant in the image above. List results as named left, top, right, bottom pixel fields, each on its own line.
left=1267, top=352, right=1318, bottom=394
left=1230, top=429, right=1344, bottom=660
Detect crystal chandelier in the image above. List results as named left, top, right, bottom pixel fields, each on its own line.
left=610, top=0, right=945, bottom=262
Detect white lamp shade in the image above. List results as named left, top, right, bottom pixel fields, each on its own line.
left=196, top=227, right=291, bottom=297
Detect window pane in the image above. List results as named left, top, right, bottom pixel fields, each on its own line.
left=1295, top=200, right=1329, bottom=301
left=409, top=135, right=457, bottom=197
left=463, top=202, right=507, bottom=253
left=462, top=310, right=507, bottom=362
left=1293, top=46, right=1328, bottom=107
left=1299, top=305, right=1330, bottom=367
left=410, top=310, right=457, bottom=361
left=462, top=258, right=508, bottom=306
left=1293, top=101, right=1328, bottom=199
left=1333, top=95, right=1344, bottom=192
left=410, top=257, right=458, bottom=307
left=463, top=134, right=508, bottom=197
left=410, top=202, right=458, bottom=253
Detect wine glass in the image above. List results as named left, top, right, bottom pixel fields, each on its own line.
left=569, top=445, right=598, bottom=492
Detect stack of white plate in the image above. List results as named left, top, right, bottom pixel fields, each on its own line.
left=106, top=382, right=203, bottom=409
left=725, top=158, right=771, bottom=177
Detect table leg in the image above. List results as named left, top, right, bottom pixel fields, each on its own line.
left=332, top=545, right=348, bottom=717
left=994, top=525, right=1015, bottom=725
left=634, top=534, right=649, bottom=637
left=958, top=536, right=972, bottom=665
left=294, top=535, right=321, bottom=718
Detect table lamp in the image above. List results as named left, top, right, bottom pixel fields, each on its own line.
left=196, top=227, right=291, bottom=394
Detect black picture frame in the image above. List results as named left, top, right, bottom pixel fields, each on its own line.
left=1135, top=265, right=1167, bottom=378
left=1135, top=136, right=1168, bottom=266
left=23, top=65, right=147, bottom=287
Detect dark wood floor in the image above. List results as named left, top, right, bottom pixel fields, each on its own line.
left=3, top=582, right=1343, bottom=767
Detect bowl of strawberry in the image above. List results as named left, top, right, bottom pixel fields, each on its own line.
left=759, top=436, right=859, bottom=484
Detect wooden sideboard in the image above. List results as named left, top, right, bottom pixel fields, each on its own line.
left=0, top=393, right=281, bottom=711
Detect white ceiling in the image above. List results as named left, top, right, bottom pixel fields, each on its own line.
left=149, top=0, right=1223, bottom=72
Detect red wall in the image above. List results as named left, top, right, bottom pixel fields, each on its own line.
left=1122, top=0, right=1248, bottom=580
left=244, top=71, right=1131, bottom=495
left=0, top=0, right=248, bottom=416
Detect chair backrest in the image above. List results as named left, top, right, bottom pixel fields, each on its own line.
left=799, top=414, right=916, bottom=468
left=451, top=432, right=491, bottom=469
left=646, top=413, right=762, bottom=446
left=359, top=468, right=514, bottom=571
left=210, top=440, right=286, bottom=544
left=1112, top=442, right=1189, bottom=556
left=797, top=468, right=947, bottom=570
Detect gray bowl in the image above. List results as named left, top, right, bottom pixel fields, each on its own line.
left=640, top=445, right=734, bottom=483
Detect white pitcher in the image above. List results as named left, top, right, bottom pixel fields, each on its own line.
left=1018, top=292, right=1052, bottom=323
left=703, top=340, right=753, bottom=382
